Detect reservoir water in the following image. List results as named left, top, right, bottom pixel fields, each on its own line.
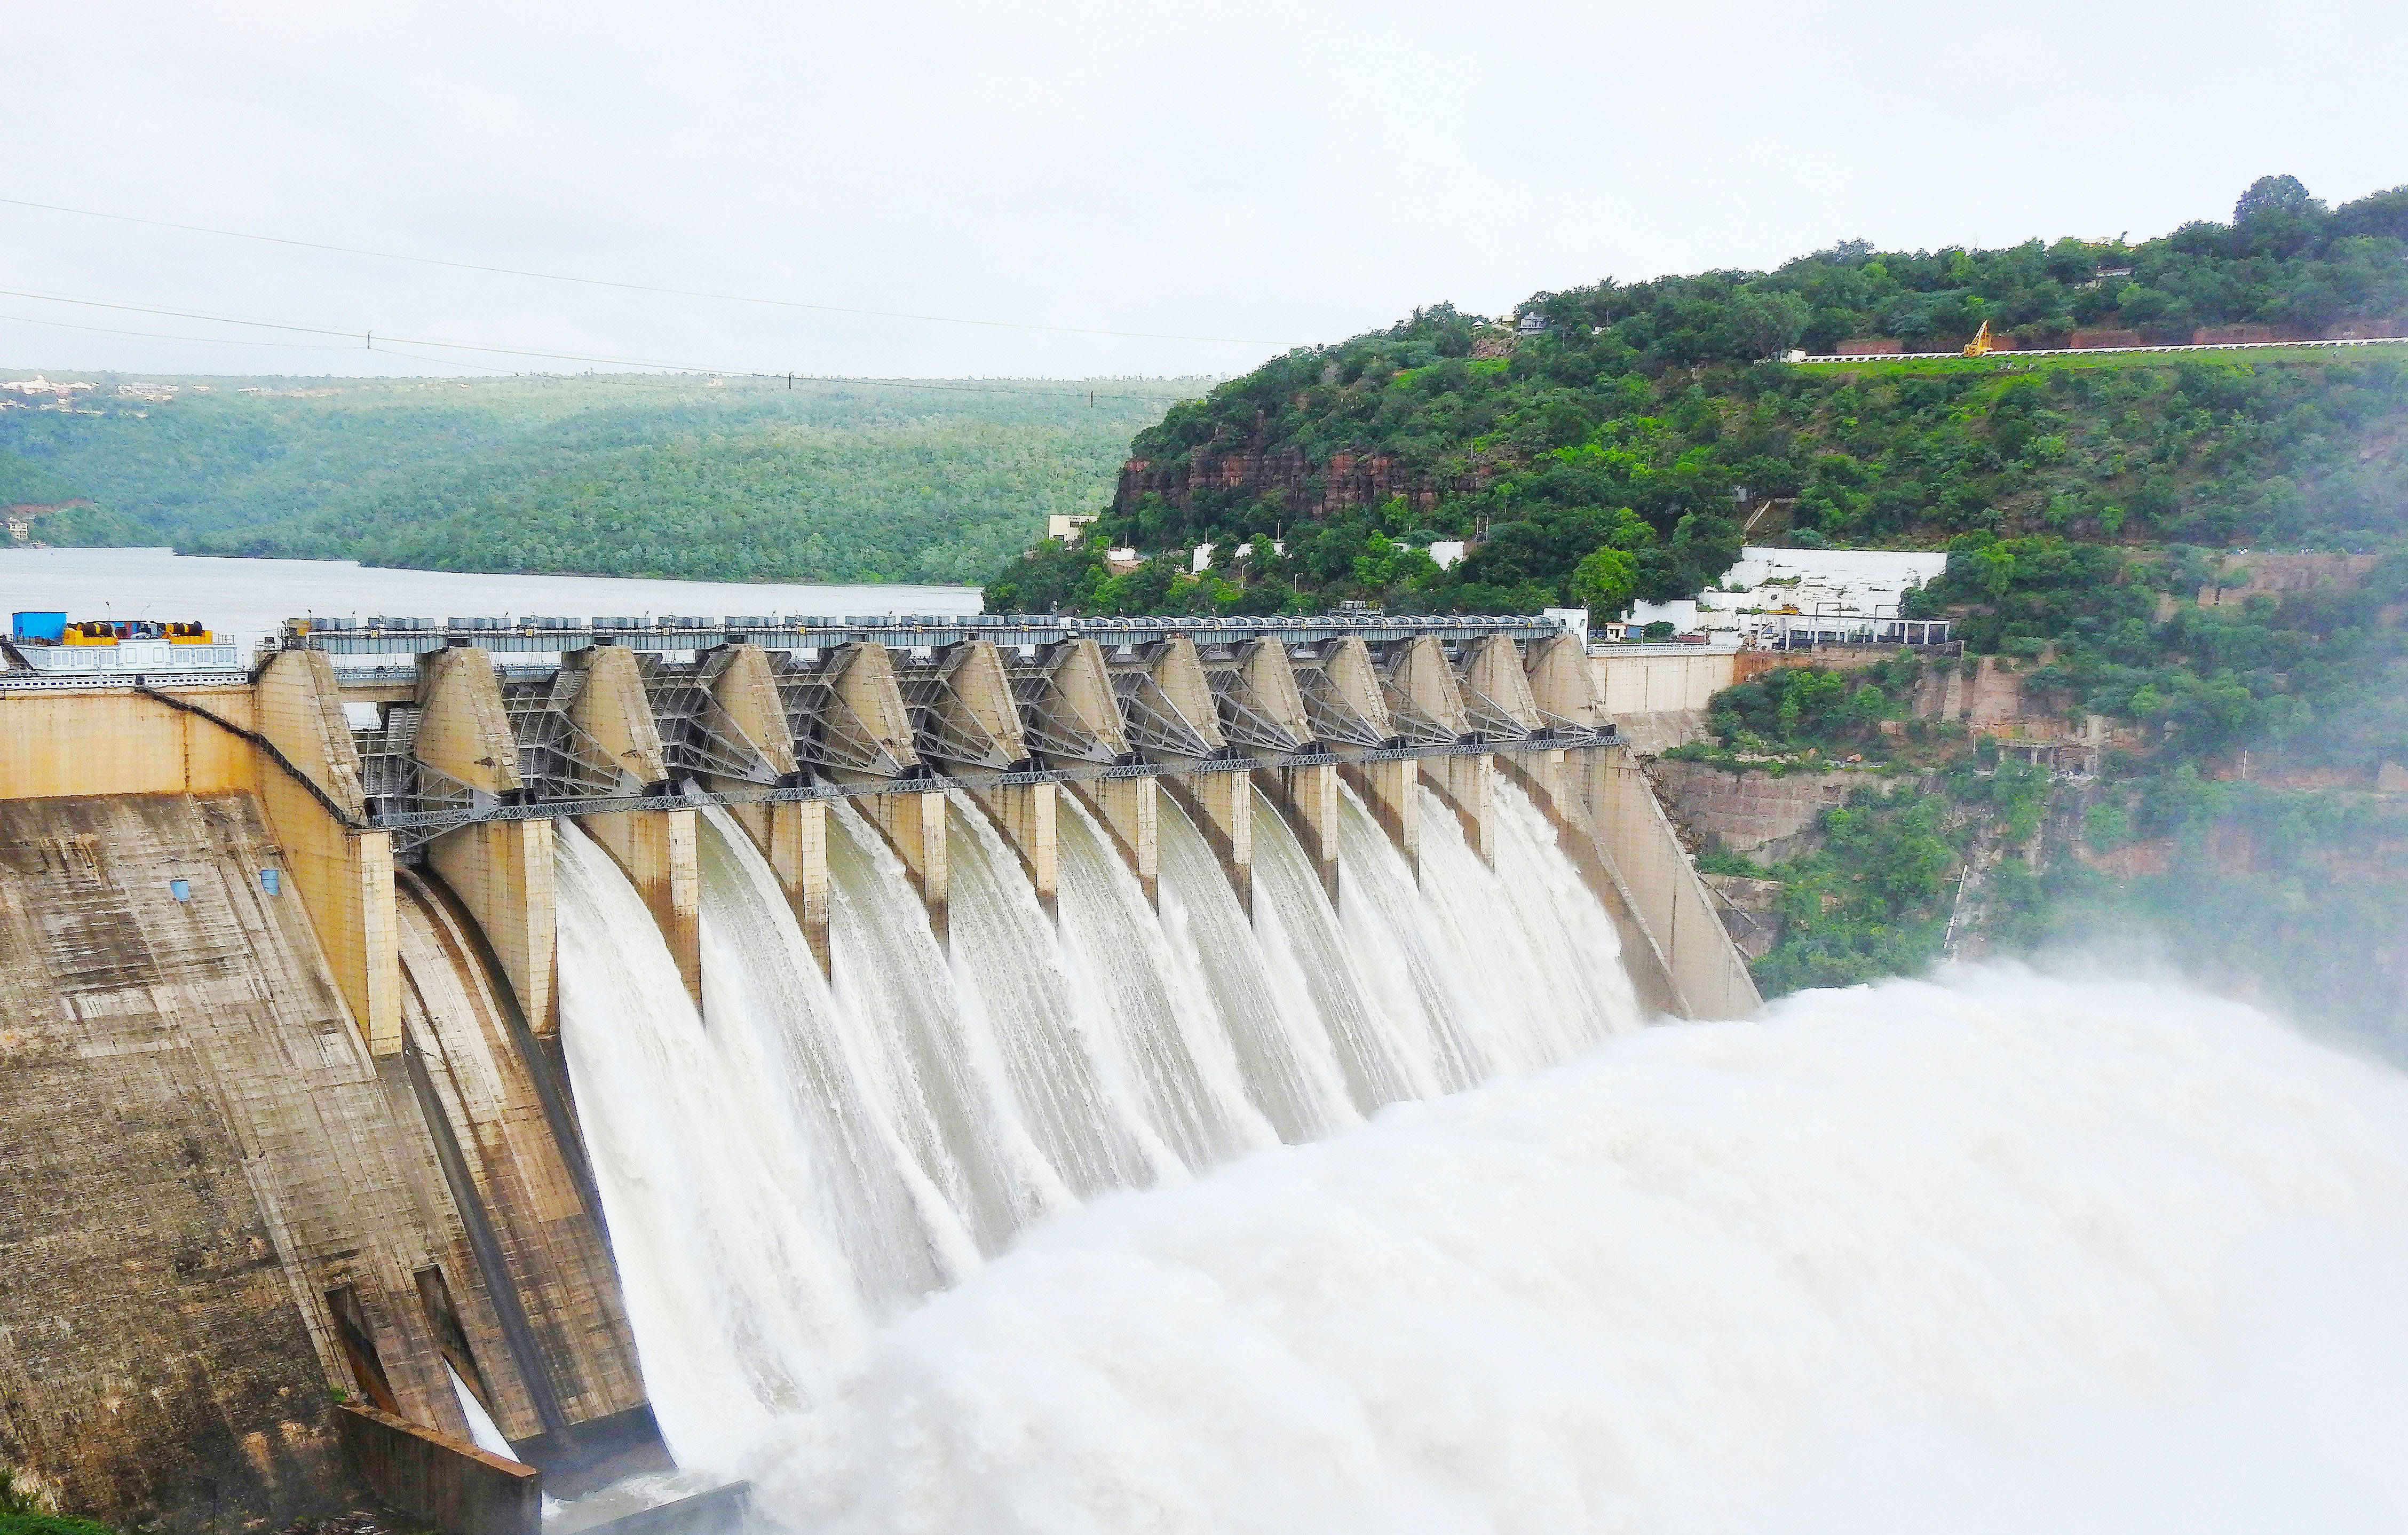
left=0, top=545, right=981, bottom=651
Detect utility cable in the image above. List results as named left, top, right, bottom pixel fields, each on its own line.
left=0, top=192, right=1282, bottom=345
left=0, top=288, right=1216, bottom=401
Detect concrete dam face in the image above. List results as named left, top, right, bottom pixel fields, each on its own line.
left=0, top=616, right=1756, bottom=1523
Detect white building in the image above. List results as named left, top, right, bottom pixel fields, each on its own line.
left=1047, top=513, right=1098, bottom=542
left=1624, top=545, right=1952, bottom=647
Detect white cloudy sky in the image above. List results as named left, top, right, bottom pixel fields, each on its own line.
left=4, top=0, right=2402, bottom=381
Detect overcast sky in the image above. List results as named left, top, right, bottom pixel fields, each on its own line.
left=5, top=0, right=2403, bottom=382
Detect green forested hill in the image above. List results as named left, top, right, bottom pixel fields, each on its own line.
left=989, top=176, right=2407, bottom=618
left=978, top=176, right=2408, bottom=1049
left=0, top=373, right=1194, bottom=583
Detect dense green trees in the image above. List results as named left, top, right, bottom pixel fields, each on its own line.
left=993, top=178, right=2405, bottom=619
left=0, top=374, right=1193, bottom=584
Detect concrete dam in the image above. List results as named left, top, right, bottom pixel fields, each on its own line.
left=0, top=612, right=1756, bottom=1524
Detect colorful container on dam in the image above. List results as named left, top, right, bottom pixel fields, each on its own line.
left=6, top=612, right=243, bottom=675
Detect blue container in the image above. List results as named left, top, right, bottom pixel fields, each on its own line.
left=12, top=611, right=67, bottom=643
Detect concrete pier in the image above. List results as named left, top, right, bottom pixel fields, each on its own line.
left=1341, top=757, right=1419, bottom=873
left=254, top=648, right=405, bottom=1054
left=1423, top=751, right=1494, bottom=865
left=1255, top=761, right=1340, bottom=904
left=1166, top=769, right=1253, bottom=911
left=1072, top=775, right=1159, bottom=904
left=968, top=780, right=1058, bottom=914
left=856, top=789, right=949, bottom=940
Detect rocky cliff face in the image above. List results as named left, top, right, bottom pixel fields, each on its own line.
left=1116, top=445, right=1485, bottom=520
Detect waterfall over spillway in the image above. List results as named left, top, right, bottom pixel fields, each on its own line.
left=552, top=772, right=1660, bottom=1474
left=1332, top=780, right=1493, bottom=1093
left=1054, top=788, right=1280, bottom=1168
left=942, top=790, right=1171, bottom=1198
left=1414, top=777, right=1642, bottom=1070
left=1247, top=782, right=1437, bottom=1114
left=822, top=799, right=1052, bottom=1260
left=692, top=805, right=957, bottom=1314
left=554, top=819, right=864, bottom=1469
left=1157, top=790, right=1359, bottom=1144
left=551, top=777, right=2408, bottom=1527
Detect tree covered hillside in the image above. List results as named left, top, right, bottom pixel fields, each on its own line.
left=989, top=177, right=2408, bottom=618
left=0, top=373, right=1195, bottom=584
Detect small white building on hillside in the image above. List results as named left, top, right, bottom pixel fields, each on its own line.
left=1625, top=545, right=1952, bottom=647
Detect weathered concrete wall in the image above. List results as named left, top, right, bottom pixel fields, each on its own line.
left=563, top=645, right=668, bottom=790
left=1527, top=748, right=1761, bottom=1021
left=727, top=799, right=829, bottom=972
left=1145, top=636, right=1226, bottom=753
left=415, top=650, right=524, bottom=796
left=336, top=1403, right=539, bottom=1535
left=856, top=790, right=949, bottom=937
left=412, top=651, right=563, bottom=1038
left=930, top=640, right=1027, bottom=767
left=255, top=649, right=402, bottom=1055
left=395, top=878, right=646, bottom=1444
left=1341, top=757, right=1419, bottom=871
left=1165, top=771, right=1251, bottom=910
left=0, top=685, right=260, bottom=799
left=430, top=821, right=558, bottom=1038
left=968, top=781, right=1058, bottom=913
left=1382, top=635, right=1469, bottom=738
left=1255, top=762, right=1338, bottom=904
left=0, top=794, right=507, bottom=1527
left=1587, top=649, right=1737, bottom=715
left=1424, top=752, right=1493, bottom=866
left=577, top=809, right=701, bottom=1006
left=1071, top=777, right=1158, bottom=903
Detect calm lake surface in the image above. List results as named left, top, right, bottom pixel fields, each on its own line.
left=0, top=548, right=983, bottom=652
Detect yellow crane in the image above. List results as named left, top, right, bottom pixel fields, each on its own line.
left=1962, top=319, right=1994, bottom=357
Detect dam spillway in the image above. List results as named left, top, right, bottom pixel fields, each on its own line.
left=0, top=612, right=1757, bottom=1525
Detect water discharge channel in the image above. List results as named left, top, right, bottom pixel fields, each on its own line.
left=551, top=780, right=2408, bottom=1532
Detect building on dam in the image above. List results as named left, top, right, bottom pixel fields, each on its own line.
left=0, top=610, right=1755, bottom=1529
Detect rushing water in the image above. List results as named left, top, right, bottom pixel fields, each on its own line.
left=548, top=767, right=2408, bottom=1528
left=557, top=819, right=868, bottom=1463
left=741, top=969, right=2408, bottom=1534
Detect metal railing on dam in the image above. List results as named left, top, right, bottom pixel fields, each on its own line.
left=286, top=610, right=1570, bottom=659
left=289, top=612, right=1606, bottom=859
left=359, top=734, right=1613, bottom=847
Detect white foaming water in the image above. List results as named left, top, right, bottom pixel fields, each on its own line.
left=942, top=790, right=1170, bottom=1198
left=693, top=805, right=959, bottom=1312
left=742, top=968, right=2408, bottom=1534
left=1247, top=782, right=1437, bottom=1114
left=553, top=820, right=865, bottom=1470
left=1157, top=789, right=1359, bottom=1144
left=1054, top=787, right=1279, bottom=1168
left=823, top=800, right=1054, bottom=1257
left=1333, top=780, right=1490, bottom=1090
left=1414, top=777, right=1641, bottom=1069
left=447, top=1363, right=516, bottom=1460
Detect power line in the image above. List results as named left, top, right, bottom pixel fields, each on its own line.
left=0, top=311, right=358, bottom=350
left=0, top=192, right=1284, bottom=346
left=0, top=286, right=1214, bottom=402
